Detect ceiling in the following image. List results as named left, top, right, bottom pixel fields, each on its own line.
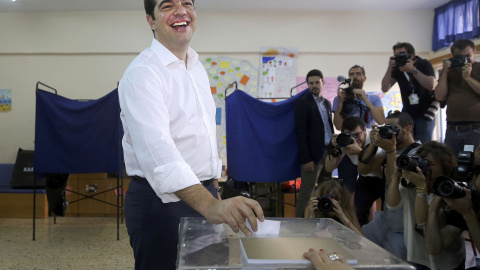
left=0, top=0, right=451, bottom=13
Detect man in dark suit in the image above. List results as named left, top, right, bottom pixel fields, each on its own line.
left=294, top=69, right=334, bottom=217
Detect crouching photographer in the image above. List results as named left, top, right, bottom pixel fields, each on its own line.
left=390, top=141, right=465, bottom=270
left=426, top=145, right=480, bottom=258
left=325, top=117, right=385, bottom=226
left=305, top=179, right=362, bottom=235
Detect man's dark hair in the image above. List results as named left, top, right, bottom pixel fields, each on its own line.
left=144, top=0, right=157, bottom=19
left=386, top=111, right=414, bottom=129
left=342, top=116, right=365, bottom=133
left=306, top=69, right=324, bottom=81
left=392, top=42, right=415, bottom=56
left=145, top=0, right=195, bottom=20
left=349, top=65, right=366, bottom=76
left=450, top=39, right=476, bottom=55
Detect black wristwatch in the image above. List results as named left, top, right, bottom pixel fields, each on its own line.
left=215, top=186, right=222, bottom=193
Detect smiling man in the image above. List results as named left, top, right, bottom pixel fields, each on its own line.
left=118, top=0, right=264, bottom=269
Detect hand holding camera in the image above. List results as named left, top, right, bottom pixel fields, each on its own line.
left=393, top=52, right=415, bottom=73
left=442, top=187, right=474, bottom=216
left=461, top=62, right=473, bottom=79
left=371, top=124, right=397, bottom=151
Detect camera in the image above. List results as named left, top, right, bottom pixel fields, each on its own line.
left=317, top=194, right=335, bottom=213
left=327, top=144, right=342, bottom=158
left=339, top=79, right=364, bottom=116
left=337, top=133, right=354, bottom=147
left=394, top=52, right=411, bottom=67
left=449, top=54, right=468, bottom=68
left=396, top=154, right=429, bottom=175
left=433, top=176, right=476, bottom=198
left=378, top=124, right=400, bottom=139
left=457, top=151, right=475, bottom=181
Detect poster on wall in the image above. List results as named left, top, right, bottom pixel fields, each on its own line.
left=370, top=90, right=403, bottom=115
left=259, top=47, right=298, bottom=99
left=0, top=89, right=12, bottom=112
left=295, top=77, right=339, bottom=105
left=202, top=56, right=259, bottom=171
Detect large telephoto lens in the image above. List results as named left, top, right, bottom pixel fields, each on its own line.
left=433, top=176, right=466, bottom=198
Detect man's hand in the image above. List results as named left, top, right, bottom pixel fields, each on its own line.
left=303, top=161, right=315, bottom=172
left=205, top=196, right=265, bottom=236
left=388, top=56, right=396, bottom=70
left=462, top=63, right=473, bottom=79
left=353, top=89, right=367, bottom=102
left=399, top=59, right=416, bottom=73
left=331, top=134, right=339, bottom=148
left=337, top=87, right=346, bottom=103
left=371, top=129, right=396, bottom=152
left=442, top=59, right=452, bottom=74
left=342, top=139, right=362, bottom=156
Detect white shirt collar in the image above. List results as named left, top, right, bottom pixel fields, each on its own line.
left=150, top=38, right=199, bottom=69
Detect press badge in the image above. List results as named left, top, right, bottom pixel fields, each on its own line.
left=409, top=93, right=419, bottom=105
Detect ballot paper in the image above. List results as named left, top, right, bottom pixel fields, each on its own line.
left=245, top=219, right=281, bottom=235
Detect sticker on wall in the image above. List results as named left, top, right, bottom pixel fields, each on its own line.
left=0, top=89, right=12, bottom=112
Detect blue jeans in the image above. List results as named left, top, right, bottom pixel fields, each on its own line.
left=413, top=117, right=436, bottom=144
left=445, top=127, right=480, bottom=155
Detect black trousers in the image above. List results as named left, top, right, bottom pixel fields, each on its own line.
left=125, top=176, right=218, bottom=270
left=354, top=175, right=386, bottom=226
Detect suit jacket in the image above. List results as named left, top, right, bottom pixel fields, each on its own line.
left=294, top=91, right=333, bottom=165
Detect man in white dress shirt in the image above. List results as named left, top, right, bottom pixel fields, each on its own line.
left=118, top=1, right=264, bottom=269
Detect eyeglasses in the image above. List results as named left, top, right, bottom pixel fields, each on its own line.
left=350, top=131, right=363, bottom=139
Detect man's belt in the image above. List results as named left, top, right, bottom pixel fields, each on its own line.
left=447, top=123, right=480, bottom=132
left=201, top=178, right=214, bottom=187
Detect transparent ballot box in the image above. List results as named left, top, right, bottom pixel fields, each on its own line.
left=177, top=217, right=415, bottom=269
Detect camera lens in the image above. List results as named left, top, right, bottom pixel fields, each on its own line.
left=317, top=195, right=334, bottom=213
left=433, top=176, right=467, bottom=198
left=437, top=181, right=454, bottom=197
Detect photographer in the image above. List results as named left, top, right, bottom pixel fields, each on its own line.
left=333, top=65, right=385, bottom=130
left=381, top=42, right=436, bottom=144
left=427, top=145, right=480, bottom=254
left=390, top=141, right=465, bottom=270
left=305, top=179, right=362, bottom=235
left=358, top=111, right=420, bottom=262
left=325, top=116, right=384, bottom=226
left=435, top=39, right=480, bottom=155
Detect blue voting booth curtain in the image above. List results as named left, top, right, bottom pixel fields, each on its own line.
left=34, top=89, right=122, bottom=174
left=432, top=0, right=480, bottom=51
left=226, top=90, right=307, bottom=182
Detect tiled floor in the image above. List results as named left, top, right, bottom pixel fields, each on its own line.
left=0, top=217, right=134, bottom=270
left=0, top=217, right=478, bottom=269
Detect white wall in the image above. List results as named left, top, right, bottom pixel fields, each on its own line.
left=0, top=9, right=434, bottom=163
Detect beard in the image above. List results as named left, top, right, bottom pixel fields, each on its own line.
left=351, top=79, right=364, bottom=89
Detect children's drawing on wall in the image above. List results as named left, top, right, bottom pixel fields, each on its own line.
left=0, top=89, right=12, bottom=112
left=202, top=56, right=259, bottom=171
left=259, top=47, right=298, bottom=99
